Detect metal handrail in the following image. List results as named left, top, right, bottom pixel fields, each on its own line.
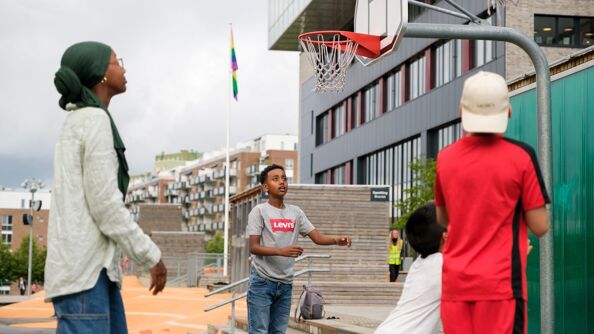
left=203, top=292, right=247, bottom=312
left=203, top=254, right=331, bottom=334
left=295, top=254, right=331, bottom=262
left=293, top=267, right=331, bottom=277
left=203, top=266, right=330, bottom=313
left=204, top=254, right=331, bottom=297
left=204, top=277, right=249, bottom=297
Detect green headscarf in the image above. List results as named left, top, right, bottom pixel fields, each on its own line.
left=54, top=41, right=130, bottom=201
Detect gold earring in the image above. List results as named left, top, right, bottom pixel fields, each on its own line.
left=101, top=77, right=107, bottom=84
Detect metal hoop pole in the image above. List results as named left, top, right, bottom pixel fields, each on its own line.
left=408, top=0, right=472, bottom=21
left=404, top=22, right=554, bottom=333
left=441, top=0, right=483, bottom=24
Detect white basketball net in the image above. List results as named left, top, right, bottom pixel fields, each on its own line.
left=299, top=33, right=359, bottom=93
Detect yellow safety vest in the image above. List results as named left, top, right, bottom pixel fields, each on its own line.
left=388, top=240, right=403, bottom=265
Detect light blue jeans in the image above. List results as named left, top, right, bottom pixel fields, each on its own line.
left=247, top=268, right=293, bottom=334
left=52, top=269, right=128, bottom=334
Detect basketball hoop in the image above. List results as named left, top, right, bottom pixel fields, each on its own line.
left=298, top=31, right=381, bottom=92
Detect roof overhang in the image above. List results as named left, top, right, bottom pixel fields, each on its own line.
left=268, top=0, right=356, bottom=51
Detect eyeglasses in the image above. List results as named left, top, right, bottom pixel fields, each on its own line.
left=110, top=58, right=124, bottom=68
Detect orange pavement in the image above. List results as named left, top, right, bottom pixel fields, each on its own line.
left=0, top=276, right=247, bottom=334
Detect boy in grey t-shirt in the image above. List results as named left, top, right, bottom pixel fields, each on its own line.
left=247, top=164, right=352, bottom=334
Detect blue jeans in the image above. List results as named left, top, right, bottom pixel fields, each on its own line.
left=247, top=268, right=293, bottom=334
left=52, top=269, right=128, bottom=334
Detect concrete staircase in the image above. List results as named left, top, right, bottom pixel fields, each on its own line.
left=287, top=186, right=396, bottom=305
left=205, top=303, right=397, bottom=334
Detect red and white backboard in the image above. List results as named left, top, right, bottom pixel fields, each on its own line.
left=354, top=0, right=408, bottom=65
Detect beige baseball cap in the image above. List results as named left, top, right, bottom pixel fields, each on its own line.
left=460, top=71, right=510, bottom=134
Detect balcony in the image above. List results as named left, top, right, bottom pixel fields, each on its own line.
left=172, top=181, right=187, bottom=190
left=246, top=164, right=259, bottom=176
left=188, top=176, right=200, bottom=186
left=183, top=210, right=190, bottom=220
left=189, top=192, right=200, bottom=201
left=165, top=189, right=178, bottom=197
left=145, top=190, right=158, bottom=198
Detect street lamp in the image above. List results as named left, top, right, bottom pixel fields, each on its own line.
left=21, top=178, right=45, bottom=296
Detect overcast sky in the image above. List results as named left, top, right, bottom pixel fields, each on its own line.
left=0, top=0, right=299, bottom=189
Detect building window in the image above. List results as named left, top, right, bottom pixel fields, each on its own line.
left=332, top=165, right=346, bottom=185
left=351, top=94, right=360, bottom=128
left=534, top=15, right=594, bottom=48
left=310, top=154, right=313, bottom=177
left=436, top=122, right=463, bottom=152
left=386, top=71, right=402, bottom=111
left=359, top=137, right=421, bottom=218
left=364, top=82, right=381, bottom=123
left=1, top=215, right=13, bottom=246
left=474, top=16, right=495, bottom=67
left=333, top=104, right=346, bottom=137
left=435, top=40, right=462, bottom=87
left=408, top=55, right=426, bottom=100
left=285, top=159, right=294, bottom=169
left=315, top=112, right=329, bottom=146
left=315, top=170, right=329, bottom=184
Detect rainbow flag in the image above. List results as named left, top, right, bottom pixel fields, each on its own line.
left=230, top=27, right=238, bottom=101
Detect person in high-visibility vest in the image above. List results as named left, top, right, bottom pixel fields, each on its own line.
left=388, top=230, right=404, bottom=282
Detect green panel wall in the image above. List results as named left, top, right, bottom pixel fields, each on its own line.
left=507, top=65, right=594, bottom=334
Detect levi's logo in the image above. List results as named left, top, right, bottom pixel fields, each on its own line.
left=270, top=219, right=296, bottom=232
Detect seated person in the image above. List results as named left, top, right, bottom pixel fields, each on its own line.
left=375, top=201, right=446, bottom=334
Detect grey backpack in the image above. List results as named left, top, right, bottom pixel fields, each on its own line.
left=295, top=285, right=325, bottom=321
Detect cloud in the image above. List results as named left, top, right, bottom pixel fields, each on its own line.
left=0, top=0, right=299, bottom=187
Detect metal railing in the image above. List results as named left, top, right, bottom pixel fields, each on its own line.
left=203, top=254, right=331, bottom=334
left=124, top=252, right=225, bottom=287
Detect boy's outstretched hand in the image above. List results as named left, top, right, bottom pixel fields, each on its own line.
left=336, top=236, right=352, bottom=247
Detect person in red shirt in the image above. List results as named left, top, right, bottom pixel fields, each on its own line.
left=434, top=71, right=550, bottom=334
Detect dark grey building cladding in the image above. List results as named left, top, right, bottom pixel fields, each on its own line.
left=299, top=0, right=506, bottom=184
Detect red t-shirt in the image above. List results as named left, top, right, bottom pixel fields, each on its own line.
left=435, top=135, right=549, bottom=301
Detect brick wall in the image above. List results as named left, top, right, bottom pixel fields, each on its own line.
left=505, top=0, right=594, bottom=79
left=136, top=204, right=183, bottom=234
left=1, top=208, right=49, bottom=252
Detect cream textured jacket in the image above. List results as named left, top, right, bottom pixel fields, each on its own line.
left=44, top=106, right=161, bottom=301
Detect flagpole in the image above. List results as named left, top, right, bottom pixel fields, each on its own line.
left=223, top=23, right=232, bottom=278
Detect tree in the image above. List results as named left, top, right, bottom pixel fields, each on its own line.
left=206, top=231, right=224, bottom=254
left=394, top=156, right=436, bottom=230
left=11, top=235, right=47, bottom=284
left=0, top=243, right=14, bottom=284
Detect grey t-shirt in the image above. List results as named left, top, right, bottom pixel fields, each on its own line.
left=246, top=202, right=316, bottom=283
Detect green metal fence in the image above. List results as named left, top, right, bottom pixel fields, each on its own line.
left=507, top=64, right=594, bottom=334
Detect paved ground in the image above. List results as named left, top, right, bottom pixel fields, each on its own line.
left=0, top=276, right=246, bottom=334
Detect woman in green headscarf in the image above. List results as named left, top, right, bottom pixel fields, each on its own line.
left=45, top=41, right=167, bottom=334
